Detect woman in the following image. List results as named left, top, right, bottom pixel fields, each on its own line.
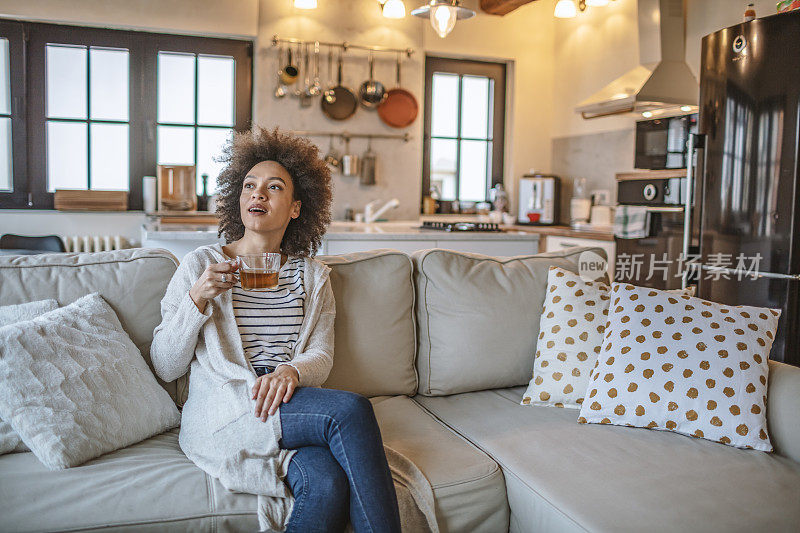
left=150, top=126, right=402, bottom=533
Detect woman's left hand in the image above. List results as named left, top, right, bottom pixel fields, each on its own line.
left=252, top=365, right=300, bottom=421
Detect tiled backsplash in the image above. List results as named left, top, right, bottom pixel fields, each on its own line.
left=551, top=128, right=635, bottom=224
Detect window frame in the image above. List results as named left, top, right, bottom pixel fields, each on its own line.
left=0, top=20, right=252, bottom=210
left=0, top=21, right=26, bottom=205
left=421, top=56, right=506, bottom=208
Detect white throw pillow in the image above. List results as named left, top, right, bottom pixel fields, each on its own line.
left=522, top=268, right=694, bottom=409
left=0, top=299, right=59, bottom=454
left=0, top=293, right=181, bottom=469
left=577, top=283, right=779, bottom=451
left=521, top=267, right=611, bottom=408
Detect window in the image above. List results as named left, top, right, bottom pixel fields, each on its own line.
left=156, top=52, right=236, bottom=196
left=0, top=37, right=13, bottom=192
left=422, top=56, right=505, bottom=208
left=0, top=21, right=252, bottom=209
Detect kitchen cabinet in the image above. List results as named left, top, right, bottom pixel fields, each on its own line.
left=544, top=235, right=616, bottom=279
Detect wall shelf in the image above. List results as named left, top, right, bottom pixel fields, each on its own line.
left=289, top=130, right=411, bottom=142
left=271, top=35, right=413, bottom=57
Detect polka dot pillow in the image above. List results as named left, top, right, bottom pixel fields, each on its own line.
left=577, top=283, right=780, bottom=451
left=521, top=267, right=612, bottom=408
left=521, top=268, right=693, bottom=409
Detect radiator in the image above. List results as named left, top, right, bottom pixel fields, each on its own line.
left=62, top=235, right=131, bottom=253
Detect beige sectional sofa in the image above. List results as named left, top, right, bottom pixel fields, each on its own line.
left=1, top=246, right=799, bottom=532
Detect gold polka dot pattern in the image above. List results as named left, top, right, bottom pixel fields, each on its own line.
left=522, top=267, right=611, bottom=409
left=577, top=283, right=779, bottom=452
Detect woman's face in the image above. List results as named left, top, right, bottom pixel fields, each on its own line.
left=239, top=160, right=301, bottom=236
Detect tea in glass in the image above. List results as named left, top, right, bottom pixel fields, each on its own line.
left=236, top=253, right=281, bottom=291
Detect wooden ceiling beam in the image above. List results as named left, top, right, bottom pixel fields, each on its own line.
left=480, top=0, right=537, bottom=16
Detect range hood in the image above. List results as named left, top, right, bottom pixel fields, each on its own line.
left=575, top=0, right=699, bottom=120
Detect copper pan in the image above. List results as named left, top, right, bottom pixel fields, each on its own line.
left=378, top=53, right=418, bottom=129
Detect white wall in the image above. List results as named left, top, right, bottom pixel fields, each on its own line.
left=0, top=210, right=146, bottom=246
left=0, top=0, right=259, bottom=37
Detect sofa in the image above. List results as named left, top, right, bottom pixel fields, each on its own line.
left=1, top=246, right=799, bottom=533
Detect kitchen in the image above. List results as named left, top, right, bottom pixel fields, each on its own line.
left=0, top=0, right=798, bottom=360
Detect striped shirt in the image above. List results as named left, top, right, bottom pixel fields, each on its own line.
left=231, top=256, right=306, bottom=376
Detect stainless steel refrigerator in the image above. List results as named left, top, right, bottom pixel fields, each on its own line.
left=684, top=11, right=800, bottom=366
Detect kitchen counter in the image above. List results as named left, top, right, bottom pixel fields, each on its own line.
left=142, top=221, right=542, bottom=241
left=504, top=224, right=615, bottom=241
left=141, top=220, right=541, bottom=258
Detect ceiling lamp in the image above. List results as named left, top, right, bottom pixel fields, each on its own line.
left=412, top=1, right=476, bottom=39
left=554, top=0, right=577, bottom=18
left=293, top=0, right=317, bottom=8
left=380, top=0, right=407, bottom=18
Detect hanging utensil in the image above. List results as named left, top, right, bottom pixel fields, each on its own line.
left=299, top=43, right=314, bottom=106
left=360, top=137, right=377, bottom=185
left=359, top=50, right=387, bottom=109
left=378, top=52, right=419, bottom=128
left=309, top=41, right=322, bottom=96
left=321, top=48, right=358, bottom=121
left=279, top=44, right=298, bottom=85
left=341, top=137, right=360, bottom=176
left=274, top=44, right=288, bottom=98
left=293, top=43, right=304, bottom=96
left=324, top=135, right=341, bottom=169
left=323, top=46, right=337, bottom=104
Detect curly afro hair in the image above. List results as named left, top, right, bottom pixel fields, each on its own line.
left=215, top=126, right=332, bottom=257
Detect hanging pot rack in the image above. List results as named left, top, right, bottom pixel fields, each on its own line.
left=271, top=35, right=413, bottom=57
left=289, top=130, right=411, bottom=143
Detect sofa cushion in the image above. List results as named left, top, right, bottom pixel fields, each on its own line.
left=522, top=267, right=612, bottom=409
left=0, top=428, right=261, bottom=532
left=0, top=293, right=181, bottom=470
left=0, top=299, right=59, bottom=455
left=411, top=247, right=606, bottom=396
left=0, top=396, right=508, bottom=533
left=0, top=249, right=181, bottom=403
left=579, top=283, right=779, bottom=451
left=317, top=249, right=418, bottom=397
left=373, top=395, right=509, bottom=532
left=413, top=378, right=800, bottom=533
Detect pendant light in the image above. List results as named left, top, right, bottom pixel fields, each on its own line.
left=412, top=1, right=476, bottom=39
left=293, top=0, right=317, bottom=8
left=554, top=0, right=577, bottom=18
left=380, top=0, right=407, bottom=18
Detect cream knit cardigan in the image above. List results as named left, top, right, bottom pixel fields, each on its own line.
left=150, top=243, right=438, bottom=533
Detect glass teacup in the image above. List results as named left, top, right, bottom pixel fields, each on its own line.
left=236, top=253, right=281, bottom=291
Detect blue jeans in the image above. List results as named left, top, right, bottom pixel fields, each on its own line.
left=278, top=387, right=402, bottom=533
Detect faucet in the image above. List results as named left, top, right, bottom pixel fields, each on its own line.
left=363, top=198, right=400, bottom=223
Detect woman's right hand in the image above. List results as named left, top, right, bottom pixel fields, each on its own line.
left=189, top=260, right=239, bottom=313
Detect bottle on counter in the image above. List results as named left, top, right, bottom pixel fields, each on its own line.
left=142, top=175, right=157, bottom=213
left=422, top=196, right=436, bottom=215
left=744, top=3, right=756, bottom=21
left=197, top=173, right=209, bottom=211
left=429, top=184, right=441, bottom=214
left=490, top=183, right=509, bottom=213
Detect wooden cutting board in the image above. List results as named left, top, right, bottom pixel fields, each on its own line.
left=54, top=190, right=128, bottom=211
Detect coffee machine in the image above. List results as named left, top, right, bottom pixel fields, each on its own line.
left=517, top=174, right=560, bottom=225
